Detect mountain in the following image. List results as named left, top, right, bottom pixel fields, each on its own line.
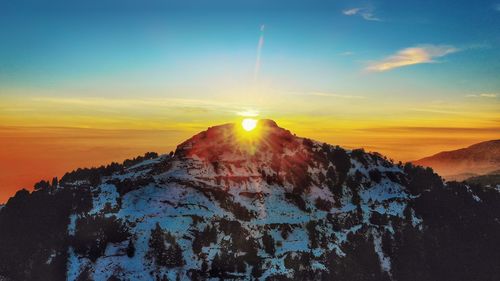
left=464, top=170, right=500, bottom=187
left=0, top=120, right=499, bottom=281
left=413, top=140, right=500, bottom=181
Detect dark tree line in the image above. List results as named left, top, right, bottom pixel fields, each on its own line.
left=0, top=186, right=92, bottom=281
left=60, top=152, right=160, bottom=186
left=72, top=214, right=130, bottom=262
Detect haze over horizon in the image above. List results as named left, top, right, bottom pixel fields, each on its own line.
left=1, top=0, right=500, bottom=202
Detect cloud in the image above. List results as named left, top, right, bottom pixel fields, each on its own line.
left=343, top=8, right=361, bottom=16
left=366, top=44, right=459, bottom=72
left=339, top=51, right=354, bottom=56
left=481, top=93, right=497, bottom=98
left=495, top=4, right=500, bottom=11
left=29, top=96, right=249, bottom=115
left=254, top=24, right=265, bottom=81
left=466, top=93, right=497, bottom=98
left=309, top=92, right=365, bottom=99
left=342, top=7, right=381, bottom=21
left=237, top=109, right=260, bottom=117
left=359, top=126, right=500, bottom=134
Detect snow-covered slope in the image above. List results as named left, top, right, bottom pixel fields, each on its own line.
left=1, top=120, right=499, bottom=281
left=65, top=120, right=419, bottom=280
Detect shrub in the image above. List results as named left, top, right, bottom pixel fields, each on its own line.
left=327, top=147, right=351, bottom=186
left=123, top=152, right=159, bottom=168
left=262, top=231, right=276, bottom=256
left=306, top=220, right=318, bottom=248
left=192, top=225, right=217, bottom=254
left=285, top=192, right=308, bottom=212
left=369, top=169, right=382, bottom=183
left=126, top=239, right=136, bottom=258
left=351, top=148, right=369, bottom=167
left=314, top=197, right=333, bottom=211
left=34, top=180, right=51, bottom=190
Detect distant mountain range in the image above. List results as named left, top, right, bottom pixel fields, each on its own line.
left=413, top=139, right=500, bottom=181
left=464, top=170, right=500, bottom=186
left=0, top=120, right=499, bottom=281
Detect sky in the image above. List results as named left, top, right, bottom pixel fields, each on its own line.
left=1, top=0, right=500, bottom=202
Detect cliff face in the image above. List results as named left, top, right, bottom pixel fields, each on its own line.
left=0, top=121, right=499, bottom=281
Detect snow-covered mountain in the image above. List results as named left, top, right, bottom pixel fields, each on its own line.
left=0, top=120, right=499, bottom=281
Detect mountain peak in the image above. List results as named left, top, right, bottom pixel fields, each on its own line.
left=467, top=139, right=500, bottom=150
left=175, top=119, right=297, bottom=161
left=172, top=119, right=322, bottom=195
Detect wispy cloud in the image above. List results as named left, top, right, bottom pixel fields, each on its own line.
left=309, top=92, right=365, bottom=99
left=343, top=8, right=361, bottom=16
left=339, top=51, right=354, bottom=56
left=366, top=44, right=459, bottom=72
left=237, top=109, right=260, bottom=117
left=466, top=93, right=497, bottom=98
left=29, top=97, right=250, bottom=115
left=342, top=7, right=381, bottom=21
left=254, top=24, right=265, bottom=81
left=495, top=3, right=500, bottom=11
left=359, top=126, right=500, bottom=134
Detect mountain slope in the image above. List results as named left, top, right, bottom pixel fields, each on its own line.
left=0, top=120, right=499, bottom=281
left=413, top=140, right=500, bottom=180
left=464, top=170, right=500, bottom=186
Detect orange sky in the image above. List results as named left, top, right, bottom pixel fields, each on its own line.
left=0, top=126, right=187, bottom=202
left=0, top=85, right=499, bottom=204
left=1, top=120, right=498, bottom=203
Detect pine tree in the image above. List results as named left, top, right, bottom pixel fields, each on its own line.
left=262, top=231, right=275, bottom=256
left=51, top=177, right=58, bottom=188
left=149, top=223, right=167, bottom=266
left=126, top=239, right=135, bottom=258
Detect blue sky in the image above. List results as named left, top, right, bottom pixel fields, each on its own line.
left=1, top=0, right=499, bottom=95
left=0, top=0, right=499, bottom=135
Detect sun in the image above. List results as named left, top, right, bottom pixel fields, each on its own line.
left=242, top=118, right=258, bottom=131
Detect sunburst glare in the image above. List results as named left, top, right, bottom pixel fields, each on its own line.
left=242, top=118, right=258, bottom=131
